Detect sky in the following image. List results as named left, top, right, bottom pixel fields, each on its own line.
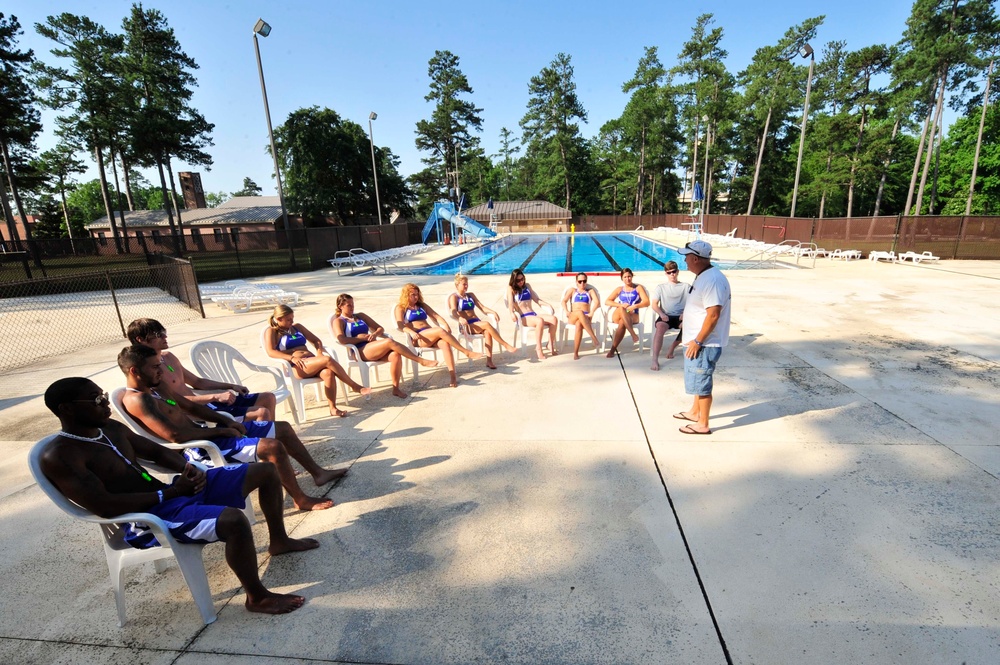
left=7, top=0, right=922, bottom=199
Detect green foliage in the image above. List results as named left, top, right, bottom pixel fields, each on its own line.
left=274, top=106, right=412, bottom=224
left=232, top=177, right=262, bottom=197
left=936, top=103, right=1000, bottom=213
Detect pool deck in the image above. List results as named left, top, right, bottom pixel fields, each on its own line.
left=2, top=230, right=999, bottom=664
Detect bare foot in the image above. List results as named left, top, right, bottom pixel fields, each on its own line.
left=392, top=386, right=408, bottom=398
left=246, top=591, right=306, bottom=614
left=666, top=351, right=675, bottom=359
left=449, top=373, right=458, bottom=388
left=536, top=348, right=546, bottom=360
left=605, top=349, right=616, bottom=358
left=486, top=359, right=497, bottom=369
left=630, top=332, right=639, bottom=343
left=329, top=407, right=348, bottom=418
left=294, top=496, right=334, bottom=511
left=269, top=536, right=321, bottom=555
left=573, top=353, right=580, bottom=360
left=352, top=386, right=372, bottom=396
left=503, top=343, right=517, bottom=353
left=313, top=467, right=348, bottom=486
left=550, top=348, right=558, bottom=356
left=650, top=362, right=660, bottom=371
left=418, top=357, right=439, bottom=368
left=467, top=350, right=484, bottom=360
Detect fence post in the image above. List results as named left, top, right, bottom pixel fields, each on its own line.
left=105, top=271, right=126, bottom=339
left=891, top=214, right=902, bottom=254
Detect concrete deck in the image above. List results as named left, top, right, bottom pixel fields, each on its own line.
left=2, top=232, right=999, bottom=664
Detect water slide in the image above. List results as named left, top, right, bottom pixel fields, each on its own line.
left=421, top=201, right=496, bottom=244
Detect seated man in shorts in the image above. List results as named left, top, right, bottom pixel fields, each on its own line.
left=649, top=261, right=688, bottom=370
left=41, top=377, right=318, bottom=614
left=118, top=344, right=342, bottom=511
left=127, top=318, right=276, bottom=422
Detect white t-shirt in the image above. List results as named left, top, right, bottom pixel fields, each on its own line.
left=652, top=281, right=688, bottom=316
left=681, top=266, right=731, bottom=347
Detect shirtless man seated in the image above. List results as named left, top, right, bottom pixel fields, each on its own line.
left=41, top=377, right=317, bottom=614
left=118, top=344, right=342, bottom=511
left=127, top=318, right=276, bottom=422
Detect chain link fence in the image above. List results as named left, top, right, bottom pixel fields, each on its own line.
left=0, top=259, right=203, bottom=373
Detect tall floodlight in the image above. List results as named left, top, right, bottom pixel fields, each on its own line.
left=253, top=18, right=296, bottom=268
left=368, top=112, right=383, bottom=225
left=790, top=43, right=815, bottom=218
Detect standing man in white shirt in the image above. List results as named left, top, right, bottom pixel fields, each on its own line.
left=674, top=240, right=731, bottom=435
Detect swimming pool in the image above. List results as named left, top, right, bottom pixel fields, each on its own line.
left=415, top=233, right=688, bottom=275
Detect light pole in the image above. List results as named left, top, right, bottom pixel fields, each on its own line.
left=252, top=18, right=296, bottom=268
left=790, top=42, right=815, bottom=218
left=368, top=112, right=383, bottom=225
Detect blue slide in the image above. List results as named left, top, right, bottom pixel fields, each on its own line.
left=421, top=201, right=496, bottom=244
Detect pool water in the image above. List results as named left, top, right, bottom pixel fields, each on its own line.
left=416, top=233, right=687, bottom=275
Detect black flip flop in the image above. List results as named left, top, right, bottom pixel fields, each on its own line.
left=679, top=424, right=711, bottom=435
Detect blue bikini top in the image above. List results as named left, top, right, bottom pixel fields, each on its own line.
left=617, top=288, right=640, bottom=306
left=341, top=317, right=369, bottom=338
left=456, top=295, right=475, bottom=312
left=404, top=306, right=428, bottom=323
left=516, top=287, right=532, bottom=302
left=277, top=329, right=306, bottom=351
left=572, top=290, right=591, bottom=304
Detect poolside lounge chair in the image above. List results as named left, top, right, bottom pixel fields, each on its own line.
left=897, top=251, right=941, bottom=264
left=868, top=251, right=896, bottom=262
left=830, top=249, right=862, bottom=260
left=29, top=436, right=219, bottom=627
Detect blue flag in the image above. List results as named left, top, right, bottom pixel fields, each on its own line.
left=693, top=182, right=704, bottom=202
left=459, top=193, right=468, bottom=210
left=487, top=197, right=494, bottom=209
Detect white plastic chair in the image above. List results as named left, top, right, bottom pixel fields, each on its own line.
left=389, top=305, right=446, bottom=379
left=29, top=435, right=218, bottom=626
left=503, top=295, right=557, bottom=352
left=558, top=286, right=606, bottom=351
left=189, top=341, right=299, bottom=425
left=446, top=297, right=501, bottom=359
left=327, top=313, right=389, bottom=389
left=258, top=326, right=346, bottom=422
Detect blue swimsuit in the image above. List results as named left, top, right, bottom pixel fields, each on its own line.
left=572, top=290, right=591, bottom=305
left=341, top=317, right=370, bottom=348
left=404, top=307, right=428, bottom=323
left=455, top=294, right=480, bottom=325
left=277, top=329, right=307, bottom=351
left=617, top=288, right=641, bottom=307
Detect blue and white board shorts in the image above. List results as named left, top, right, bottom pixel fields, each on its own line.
left=207, top=392, right=260, bottom=419
left=123, top=465, right=248, bottom=549
left=183, top=421, right=276, bottom=466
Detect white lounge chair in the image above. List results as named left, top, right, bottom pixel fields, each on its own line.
left=29, top=436, right=219, bottom=627
left=868, top=251, right=896, bottom=262
left=897, top=251, right=941, bottom=264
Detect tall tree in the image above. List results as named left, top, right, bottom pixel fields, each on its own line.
left=33, top=141, right=86, bottom=249
left=232, top=177, right=262, bottom=197
left=622, top=47, right=668, bottom=215
left=520, top=52, right=589, bottom=210
left=0, top=13, right=43, bottom=258
left=122, top=4, right=214, bottom=253
left=35, top=13, right=127, bottom=252
left=412, top=50, right=483, bottom=215
left=274, top=106, right=412, bottom=224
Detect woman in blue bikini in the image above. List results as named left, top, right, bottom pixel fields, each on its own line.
left=331, top=294, right=437, bottom=398
left=448, top=273, right=516, bottom=370
left=604, top=267, right=650, bottom=358
left=264, top=304, right=370, bottom=417
left=507, top=268, right=558, bottom=360
left=394, top=283, right=482, bottom=388
left=560, top=272, right=601, bottom=360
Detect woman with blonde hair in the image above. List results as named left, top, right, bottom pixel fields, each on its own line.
left=394, top=283, right=482, bottom=387
left=448, top=273, right=516, bottom=370
left=331, top=293, right=438, bottom=398
left=264, top=304, right=370, bottom=417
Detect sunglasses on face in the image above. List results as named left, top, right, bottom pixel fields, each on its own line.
left=149, top=331, right=167, bottom=339
left=665, top=270, right=678, bottom=275
left=577, top=279, right=587, bottom=284
left=72, top=391, right=110, bottom=406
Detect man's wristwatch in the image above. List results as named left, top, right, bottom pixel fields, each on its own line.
left=694, top=340, right=704, bottom=346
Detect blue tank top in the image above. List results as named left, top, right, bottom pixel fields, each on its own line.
left=342, top=317, right=369, bottom=337
left=617, top=288, right=640, bottom=306
left=516, top=287, right=532, bottom=302
left=572, top=290, right=591, bottom=304
left=456, top=294, right=475, bottom=312
left=404, top=306, right=428, bottom=322
left=277, top=329, right=307, bottom=351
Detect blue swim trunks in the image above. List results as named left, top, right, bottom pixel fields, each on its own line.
left=184, top=421, right=275, bottom=466
left=123, top=465, right=249, bottom=549
left=207, top=392, right=259, bottom=419
left=684, top=346, right=723, bottom=396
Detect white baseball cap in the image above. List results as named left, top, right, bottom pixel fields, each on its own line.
left=678, top=239, right=713, bottom=259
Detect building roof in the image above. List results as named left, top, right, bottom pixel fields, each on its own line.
left=86, top=205, right=282, bottom=230
left=464, top=200, right=572, bottom=222
left=218, top=196, right=281, bottom=208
